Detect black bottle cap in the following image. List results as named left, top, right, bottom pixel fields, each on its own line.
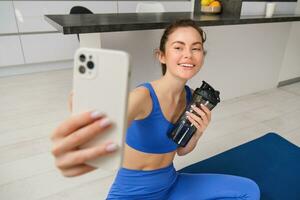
left=194, top=81, right=221, bottom=106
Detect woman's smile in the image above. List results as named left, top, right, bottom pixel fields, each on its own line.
left=178, top=63, right=196, bottom=68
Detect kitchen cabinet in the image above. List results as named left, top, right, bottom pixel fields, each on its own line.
left=0, top=1, right=19, bottom=34
left=14, top=1, right=118, bottom=33
left=0, top=1, right=117, bottom=68
left=0, top=36, right=24, bottom=67
left=20, top=33, right=78, bottom=63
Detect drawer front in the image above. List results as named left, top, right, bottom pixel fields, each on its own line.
left=0, top=1, right=18, bottom=34
left=14, top=1, right=118, bottom=33
left=118, top=1, right=192, bottom=13
left=0, top=36, right=25, bottom=67
left=20, top=33, right=78, bottom=63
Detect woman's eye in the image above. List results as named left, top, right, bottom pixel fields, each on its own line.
left=192, top=48, right=202, bottom=51
left=174, top=47, right=182, bottom=50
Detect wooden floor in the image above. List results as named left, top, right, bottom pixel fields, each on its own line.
left=0, top=69, right=299, bottom=200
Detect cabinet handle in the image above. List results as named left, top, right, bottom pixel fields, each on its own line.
left=15, top=8, right=24, bottom=23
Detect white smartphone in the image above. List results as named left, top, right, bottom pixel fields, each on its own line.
left=73, top=47, right=130, bottom=171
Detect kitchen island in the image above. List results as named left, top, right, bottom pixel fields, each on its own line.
left=44, top=11, right=300, bottom=100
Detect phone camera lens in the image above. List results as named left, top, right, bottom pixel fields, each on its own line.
left=87, top=61, right=94, bottom=69
left=79, top=66, right=86, bottom=74
left=79, top=54, right=86, bottom=62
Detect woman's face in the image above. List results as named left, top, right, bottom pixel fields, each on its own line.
left=159, top=27, right=204, bottom=80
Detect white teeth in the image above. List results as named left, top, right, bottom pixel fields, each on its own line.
left=179, top=63, right=194, bottom=67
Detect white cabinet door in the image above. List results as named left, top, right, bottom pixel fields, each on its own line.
left=20, top=33, right=78, bottom=63
left=14, top=1, right=118, bottom=33
left=0, top=36, right=24, bottom=67
left=0, top=1, right=19, bottom=34
left=162, top=1, right=192, bottom=12
left=118, top=1, right=192, bottom=13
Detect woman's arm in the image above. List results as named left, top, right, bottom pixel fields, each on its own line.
left=51, top=87, right=150, bottom=177
left=68, top=87, right=149, bottom=127
left=176, top=104, right=211, bottom=156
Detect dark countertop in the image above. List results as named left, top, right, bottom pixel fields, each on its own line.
left=44, top=12, right=300, bottom=34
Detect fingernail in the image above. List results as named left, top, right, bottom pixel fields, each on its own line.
left=105, top=143, right=118, bottom=152
left=99, top=117, right=111, bottom=127
left=91, top=110, right=103, bottom=119
left=191, top=105, right=196, bottom=108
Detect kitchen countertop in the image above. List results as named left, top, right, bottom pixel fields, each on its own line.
left=45, top=12, right=300, bottom=34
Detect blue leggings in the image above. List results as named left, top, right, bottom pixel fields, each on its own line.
left=107, top=164, right=260, bottom=200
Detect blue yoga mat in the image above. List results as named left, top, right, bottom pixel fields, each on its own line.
left=179, top=133, right=300, bottom=200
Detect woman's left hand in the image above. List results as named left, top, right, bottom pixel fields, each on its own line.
left=186, top=104, right=211, bottom=140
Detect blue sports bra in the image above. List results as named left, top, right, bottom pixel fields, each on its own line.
left=125, top=83, right=192, bottom=154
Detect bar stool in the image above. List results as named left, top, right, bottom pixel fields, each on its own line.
left=70, top=6, right=93, bottom=42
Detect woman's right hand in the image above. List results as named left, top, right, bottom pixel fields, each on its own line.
left=51, top=111, right=118, bottom=177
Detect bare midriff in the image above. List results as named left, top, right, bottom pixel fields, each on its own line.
left=122, top=144, right=176, bottom=170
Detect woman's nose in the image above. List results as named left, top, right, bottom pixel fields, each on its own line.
left=183, top=49, right=192, bottom=58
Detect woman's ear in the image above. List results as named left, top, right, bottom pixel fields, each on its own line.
left=157, top=51, right=166, bottom=64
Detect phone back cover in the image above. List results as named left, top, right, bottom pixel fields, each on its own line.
left=73, top=48, right=130, bottom=171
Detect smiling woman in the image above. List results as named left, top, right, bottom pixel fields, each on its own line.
left=106, top=19, right=261, bottom=199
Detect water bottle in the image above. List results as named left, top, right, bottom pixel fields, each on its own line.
left=169, top=81, right=220, bottom=147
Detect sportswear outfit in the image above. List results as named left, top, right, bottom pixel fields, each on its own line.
left=107, top=83, right=260, bottom=200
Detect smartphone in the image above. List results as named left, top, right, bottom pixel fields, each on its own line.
left=73, top=47, right=130, bottom=171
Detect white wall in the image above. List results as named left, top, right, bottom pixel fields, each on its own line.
left=102, top=22, right=291, bottom=100
left=192, top=23, right=290, bottom=100
left=278, top=2, right=300, bottom=82
left=101, top=30, right=163, bottom=89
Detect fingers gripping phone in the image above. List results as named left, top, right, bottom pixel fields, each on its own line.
left=73, top=48, right=130, bottom=171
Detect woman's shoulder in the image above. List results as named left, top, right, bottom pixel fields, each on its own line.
left=127, top=85, right=153, bottom=120
left=129, top=85, right=151, bottom=102
left=128, top=85, right=152, bottom=110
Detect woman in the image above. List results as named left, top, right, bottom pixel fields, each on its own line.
left=51, top=19, right=260, bottom=199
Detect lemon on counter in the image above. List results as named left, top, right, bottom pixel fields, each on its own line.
left=201, top=0, right=214, bottom=6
